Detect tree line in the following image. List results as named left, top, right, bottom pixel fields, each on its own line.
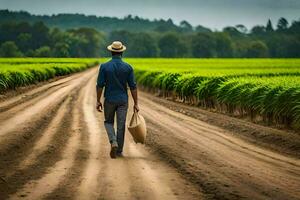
left=0, top=21, right=105, bottom=57
left=0, top=10, right=299, bottom=58
left=107, top=18, right=300, bottom=58
left=0, top=9, right=202, bottom=33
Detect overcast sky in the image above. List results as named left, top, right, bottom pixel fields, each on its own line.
left=0, top=0, right=299, bottom=30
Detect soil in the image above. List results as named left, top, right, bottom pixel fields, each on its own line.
left=0, top=67, right=299, bottom=200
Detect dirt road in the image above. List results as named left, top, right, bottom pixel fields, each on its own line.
left=0, top=67, right=299, bottom=200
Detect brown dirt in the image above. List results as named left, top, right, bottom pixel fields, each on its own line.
left=0, top=68, right=202, bottom=200
left=0, top=67, right=299, bottom=200
left=139, top=92, right=300, bottom=200
left=141, top=92, right=300, bottom=158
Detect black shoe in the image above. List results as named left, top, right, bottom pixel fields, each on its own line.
left=116, top=152, right=124, bottom=157
left=110, top=144, right=118, bottom=159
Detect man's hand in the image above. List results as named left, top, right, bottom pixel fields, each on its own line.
left=96, top=101, right=103, bottom=112
left=133, top=104, right=139, bottom=112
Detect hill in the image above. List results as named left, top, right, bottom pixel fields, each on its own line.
left=0, top=9, right=211, bottom=33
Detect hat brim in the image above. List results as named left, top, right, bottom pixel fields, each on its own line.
left=107, top=45, right=126, bottom=52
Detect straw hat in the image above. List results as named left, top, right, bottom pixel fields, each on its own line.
left=107, top=41, right=127, bottom=52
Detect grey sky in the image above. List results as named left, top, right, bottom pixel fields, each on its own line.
left=0, top=0, right=299, bottom=30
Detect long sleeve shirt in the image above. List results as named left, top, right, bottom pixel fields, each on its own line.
left=96, top=55, right=137, bottom=103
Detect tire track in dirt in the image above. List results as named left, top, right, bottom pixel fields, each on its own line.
left=95, top=125, right=203, bottom=200
left=0, top=70, right=94, bottom=175
left=125, top=142, right=179, bottom=200
left=139, top=94, right=300, bottom=200
left=3, top=67, right=297, bottom=200
left=17, top=97, right=70, bottom=170
left=95, top=99, right=204, bottom=200
left=0, top=96, right=74, bottom=199
left=70, top=73, right=204, bottom=200
left=43, top=74, right=99, bottom=200
left=0, top=69, right=97, bottom=199
left=9, top=105, right=81, bottom=200
left=0, top=82, right=68, bottom=120
left=76, top=76, right=102, bottom=200
left=0, top=98, right=67, bottom=180
left=0, top=69, right=94, bottom=137
left=144, top=91, right=300, bottom=158
left=0, top=71, right=83, bottom=112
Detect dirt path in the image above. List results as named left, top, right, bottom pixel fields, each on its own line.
left=0, top=68, right=201, bottom=200
left=139, top=92, right=300, bottom=200
left=0, top=67, right=299, bottom=200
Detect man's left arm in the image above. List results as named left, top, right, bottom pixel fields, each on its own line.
left=127, top=66, right=139, bottom=112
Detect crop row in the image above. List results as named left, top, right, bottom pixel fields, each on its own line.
left=135, top=70, right=300, bottom=129
left=0, top=59, right=99, bottom=92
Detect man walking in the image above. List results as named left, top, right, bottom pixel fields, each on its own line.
left=96, top=41, right=139, bottom=159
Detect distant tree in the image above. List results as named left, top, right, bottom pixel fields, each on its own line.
left=0, top=41, right=23, bottom=57
left=31, top=21, right=50, bottom=49
left=166, top=18, right=174, bottom=25
left=246, top=41, right=269, bottom=58
left=251, top=25, right=266, bottom=35
left=15, top=22, right=31, bottom=36
left=214, top=32, right=234, bottom=57
left=288, top=19, right=300, bottom=34
left=130, top=33, right=158, bottom=57
left=33, top=46, right=52, bottom=57
left=109, top=30, right=133, bottom=47
left=266, top=19, right=274, bottom=32
left=180, top=20, right=193, bottom=32
left=0, top=22, right=18, bottom=43
left=236, top=24, right=248, bottom=34
left=0, top=9, right=201, bottom=33
left=68, top=27, right=105, bottom=57
left=223, top=26, right=242, bottom=37
left=234, top=40, right=249, bottom=58
left=277, top=17, right=289, bottom=31
left=158, top=33, right=187, bottom=57
left=53, top=43, right=70, bottom=57
left=282, top=36, right=300, bottom=58
left=1, top=10, right=300, bottom=58
left=16, top=33, right=32, bottom=52
left=191, top=33, right=216, bottom=57
left=270, top=35, right=300, bottom=58
left=195, top=25, right=212, bottom=33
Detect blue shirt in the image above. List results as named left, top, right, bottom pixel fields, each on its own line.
left=96, top=56, right=137, bottom=103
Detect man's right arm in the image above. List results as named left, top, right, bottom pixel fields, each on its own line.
left=96, top=65, right=105, bottom=112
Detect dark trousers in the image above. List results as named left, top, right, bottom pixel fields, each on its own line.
left=104, top=100, right=128, bottom=153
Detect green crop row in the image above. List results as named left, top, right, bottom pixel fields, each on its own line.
left=132, top=59, right=300, bottom=129
left=0, top=59, right=100, bottom=92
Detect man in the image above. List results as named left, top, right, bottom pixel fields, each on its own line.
left=96, top=41, right=139, bottom=159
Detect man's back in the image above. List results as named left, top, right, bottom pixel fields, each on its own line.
left=96, top=41, right=139, bottom=159
left=97, top=55, right=136, bottom=103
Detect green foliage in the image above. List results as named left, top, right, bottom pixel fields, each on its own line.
left=0, top=10, right=300, bottom=58
left=214, top=33, right=234, bottom=58
left=0, top=41, right=23, bottom=57
left=0, top=10, right=184, bottom=33
left=246, top=41, right=269, bottom=58
left=277, top=17, right=289, bottom=31
left=127, top=58, right=300, bottom=129
left=33, top=46, right=52, bottom=57
left=0, top=58, right=99, bottom=91
left=191, top=33, right=216, bottom=58
left=158, top=33, right=188, bottom=57
left=0, top=21, right=106, bottom=58
left=266, top=19, right=274, bottom=32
